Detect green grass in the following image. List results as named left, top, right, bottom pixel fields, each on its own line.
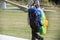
left=0, top=10, right=31, bottom=39
left=0, top=7, right=60, bottom=40
left=44, top=7, right=60, bottom=40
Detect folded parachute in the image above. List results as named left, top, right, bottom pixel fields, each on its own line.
left=38, top=9, right=48, bottom=35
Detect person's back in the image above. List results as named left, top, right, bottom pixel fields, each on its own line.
left=28, top=8, right=37, bottom=31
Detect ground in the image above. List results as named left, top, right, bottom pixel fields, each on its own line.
left=0, top=10, right=31, bottom=39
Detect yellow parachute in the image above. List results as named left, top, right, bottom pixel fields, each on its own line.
left=39, top=9, right=48, bottom=35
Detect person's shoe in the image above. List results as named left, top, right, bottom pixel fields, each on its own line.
left=38, top=37, right=43, bottom=40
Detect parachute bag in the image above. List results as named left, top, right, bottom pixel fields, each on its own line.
left=38, top=26, right=43, bottom=34
left=38, top=9, right=48, bottom=35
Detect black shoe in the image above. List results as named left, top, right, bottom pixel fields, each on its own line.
left=38, top=37, right=43, bottom=40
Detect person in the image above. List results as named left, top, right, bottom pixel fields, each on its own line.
left=27, top=0, right=44, bottom=40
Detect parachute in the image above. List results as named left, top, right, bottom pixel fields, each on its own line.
left=38, top=9, right=48, bottom=35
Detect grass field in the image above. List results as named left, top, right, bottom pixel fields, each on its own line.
left=44, top=8, right=60, bottom=40
left=0, top=10, right=31, bottom=39
left=0, top=7, right=60, bottom=40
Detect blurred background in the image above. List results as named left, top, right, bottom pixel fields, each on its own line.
left=0, top=0, right=60, bottom=40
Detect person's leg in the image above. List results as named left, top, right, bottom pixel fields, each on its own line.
left=34, top=32, right=43, bottom=40
left=32, top=29, right=44, bottom=40
left=32, top=29, right=36, bottom=40
left=38, top=36, right=43, bottom=40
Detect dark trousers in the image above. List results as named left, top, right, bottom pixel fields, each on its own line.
left=30, top=21, right=43, bottom=40
left=31, top=29, right=43, bottom=40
